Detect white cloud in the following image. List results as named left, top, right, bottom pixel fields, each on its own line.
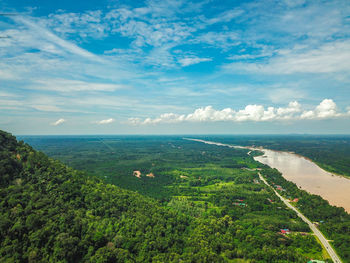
left=0, top=69, right=17, bottom=80
left=138, top=0, right=186, bottom=18
left=178, top=57, right=212, bottom=67
left=276, top=101, right=301, bottom=116
left=268, top=88, right=306, bottom=103
left=225, top=40, right=350, bottom=75
left=33, top=79, right=127, bottom=92
left=96, top=118, right=115, bottom=124
left=228, top=54, right=267, bottom=60
left=0, top=91, right=18, bottom=98
left=13, top=16, right=103, bottom=62
left=128, top=99, right=348, bottom=125
left=106, top=6, right=195, bottom=48
left=283, top=0, right=306, bottom=8
left=44, top=10, right=107, bottom=39
left=0, top=14, right=136, bottom=86
left=144, top=44, right=176, bottom=67
left=194, top=31, right=240, bottom=49
left=185, top=106, right=233, bottom=122
left=315, top=99, right=339, bottom=118
left=32, top=105, right=62, bottom=112
left=0, top=98, right=23, bottom=110
left=301, top=99, right=341, bottom=119
left=127, top=118, right=142, bottom=125
left=204, top=9, right=243, bottom=25
left=51, top=118, right=65, bottom=126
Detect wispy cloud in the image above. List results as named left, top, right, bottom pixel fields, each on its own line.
left=32, top=79, right=127, bottom=92
left=178, top=57, right=212, bottom=67
left=193, top=31, right=240, bottom=50
left=267, top=88, right=306, bottom=103
left=10, top=16, right=103, bottom=62
left=204, top=9, right=243, bottom=25
left=51, top=118, right=65, bottom=126
left=225, top=40, right=350, bottom=75
left=0, top=69, right=17, bottom=80
left=32, top=105, right=62, bottom=112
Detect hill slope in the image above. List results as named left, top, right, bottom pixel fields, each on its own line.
left=0, top=131, right=199, bottom=262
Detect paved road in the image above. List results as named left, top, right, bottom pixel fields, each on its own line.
left=258, top=172, right=342, bottom=263
left=185, top=138, right=342, bottom=263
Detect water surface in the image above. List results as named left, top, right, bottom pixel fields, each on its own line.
left=254, top=149, right=350, bottom=213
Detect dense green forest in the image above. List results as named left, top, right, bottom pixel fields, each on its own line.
left=2, top=131, right=344, bottom=262
left=200, top=135, right=350, bottom=178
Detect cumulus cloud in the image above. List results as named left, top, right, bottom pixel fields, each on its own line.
left=276, top=101, right=302, bottom=117
left=96, top=118, right=115, bottom=124
left=301, top=99, right=341, bottom=119
left=51, top=118, right=65, bottom=126
left=128, top=99, right=348, bottom=125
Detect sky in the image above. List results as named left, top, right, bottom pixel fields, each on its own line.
left=1, top=0, right=350, bottom=135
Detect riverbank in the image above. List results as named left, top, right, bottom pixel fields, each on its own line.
left=185, top=138, right=350, bottom=212
left=247, top=142, right=350, bottom=180
left=253, top=148, right=350, bottom=213
left=258, top=172, right=342, bottom=263
left=187, top=138, right=350, bottom=262
left=258, top=146, right=350, bottom=180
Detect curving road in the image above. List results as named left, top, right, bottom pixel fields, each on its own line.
left=185, top=138, right=343, bottom=263
left=258, top=172, right=342, bottom=263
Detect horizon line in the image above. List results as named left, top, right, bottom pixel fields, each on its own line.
left=15, top=133, right=350, bottom=136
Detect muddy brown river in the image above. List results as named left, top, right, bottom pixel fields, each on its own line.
left=254, top=149, right=350, bottom=213
left=186, top=138, right=350, bottom=213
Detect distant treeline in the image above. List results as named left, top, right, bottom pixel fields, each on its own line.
left=200, top=135, right=350, bottom=178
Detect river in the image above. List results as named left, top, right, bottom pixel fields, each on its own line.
left=254, top=148, right=350, bottom=213
left=185, top=138, right=350, bottom=213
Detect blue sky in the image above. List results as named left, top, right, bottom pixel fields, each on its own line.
left=1, top=0, right=350, bottom=134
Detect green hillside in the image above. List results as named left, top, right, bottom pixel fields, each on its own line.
left=1, top=131, right=329, bottom=262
